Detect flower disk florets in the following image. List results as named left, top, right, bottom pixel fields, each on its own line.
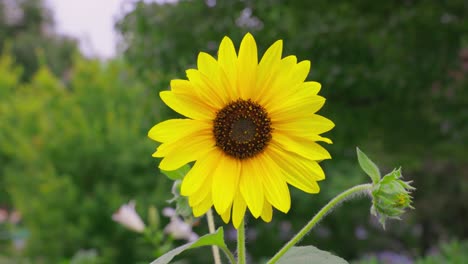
left=213, top=99, right=272, bottom=160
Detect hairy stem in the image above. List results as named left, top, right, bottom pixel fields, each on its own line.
left=237, top=219, right=246, bottom=264
left=268, top=183, right=373, bottom=263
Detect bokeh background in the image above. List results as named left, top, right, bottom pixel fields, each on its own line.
left=1, top=0, right=467, bottom=263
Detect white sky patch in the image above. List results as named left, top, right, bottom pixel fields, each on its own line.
left=44, top=0, right=179, bottom=59
left=45, top=0, right=127, bottom=59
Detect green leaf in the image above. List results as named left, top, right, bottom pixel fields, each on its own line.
left=160, top=164, right=191, bottom=180
left=356, top=147, right=381, bottom=184
left=150, top=227, right=228, bottom=264
left=276, top=246, right=349, bottom=264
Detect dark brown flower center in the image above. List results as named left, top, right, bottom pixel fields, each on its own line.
left=213, top=99, right=272, bottom=159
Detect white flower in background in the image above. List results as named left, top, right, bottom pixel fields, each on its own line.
left=0, top=209, right=8, bottom=223
left=162, top=207, right=177, bottom=218
left=162, top=207, right=198, bottom=242
left=112, top=201, right=146, bottom=233
left=9, top=210, right=21, bottom=224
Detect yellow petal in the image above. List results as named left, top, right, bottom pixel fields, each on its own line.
left=186, top=68, right=225, bottom=109
left=153, top=128, right=213, bottom=157
left=272, top=132, right=332, bottom=161
left=192, top=192, right=213, bottom=217
left=148, top=119, right=210, bottom=143
left=258, top=40, right=283, bottom=75
left=170, top=79, right=194, bottom=94
left=232, top=191, right=247, bottom=229
left=217, top=36, right=237, bottom=99
left=188, top=175, right=214, bottom=211
left=157, top=133, right=215, bottom=171
left=260, top=55, right=297, bottom=107
left=254, top=39, right=283, bottom=102
left=267, top=145, right=323, bottom=193
left=288, top=60, right=310, bottom=87
left=237, top=33, right=258, bottom=99
left=220, top=205, right=232, bottom=224
left=268, top=95, right=325, bottom=118
left=212, top=155, right=240, bottom=215
left=281, top=55, right=298, bottom=66
left=300, top=81, right=321, bottom=95
left=181, top=149, right=219, bottom=196
left=160, top=91, right=215, bottom=120
left=273, top=125, right=333, bottom=145
left=196, top=53, right=230, bottom=104
left=268, top=80, right=321, bottom=100
left=263, top=58, right=312, bottom=109
left=260, top=200, right=273, bottom=222
left=273, top=114, right=335, bottom=136
left=171, top=77, right=226, bottom=109
left=259, top=154, right=291, bottom=213
left=197, top=52, right=218, bottom=76
left=218, top=36, right=237, bottom=63
left=240, top=157, right=264, bottom=218
left=188, top=186, right=209, bottom=207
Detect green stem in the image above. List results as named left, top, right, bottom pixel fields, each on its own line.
left=237, top=219, right=246, bottom=264
left=219, top=245, right=236, bottom=264
left=268, top=183, right=373, bottom=264
left=207, top=209, right=222, bottom=264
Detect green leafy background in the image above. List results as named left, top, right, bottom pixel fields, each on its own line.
left=1, top=0, right=467, bottom=263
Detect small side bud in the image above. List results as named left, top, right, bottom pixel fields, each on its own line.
left=370, top=168, right=415, bottom=229
left=167, top=180, right=193, bottom=218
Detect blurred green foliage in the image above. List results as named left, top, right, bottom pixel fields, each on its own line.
left=0, top=52, right=173, bottom=262
left=415, top=240, right=468, bottom=264
left=0, top=0, right=467, bottom=263
left=354, top=240, right=468, bottom=264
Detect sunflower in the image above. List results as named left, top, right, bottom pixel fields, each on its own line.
left=148, top=33, right=334, bottom=228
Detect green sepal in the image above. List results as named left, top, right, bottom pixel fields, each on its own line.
left=356, top=147, right=381, bottom=184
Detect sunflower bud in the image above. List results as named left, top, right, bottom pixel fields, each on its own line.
left=370, top=168, right=415, bottom=229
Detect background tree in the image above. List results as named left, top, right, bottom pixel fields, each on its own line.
left=0, top=0, right=78, bottom=81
